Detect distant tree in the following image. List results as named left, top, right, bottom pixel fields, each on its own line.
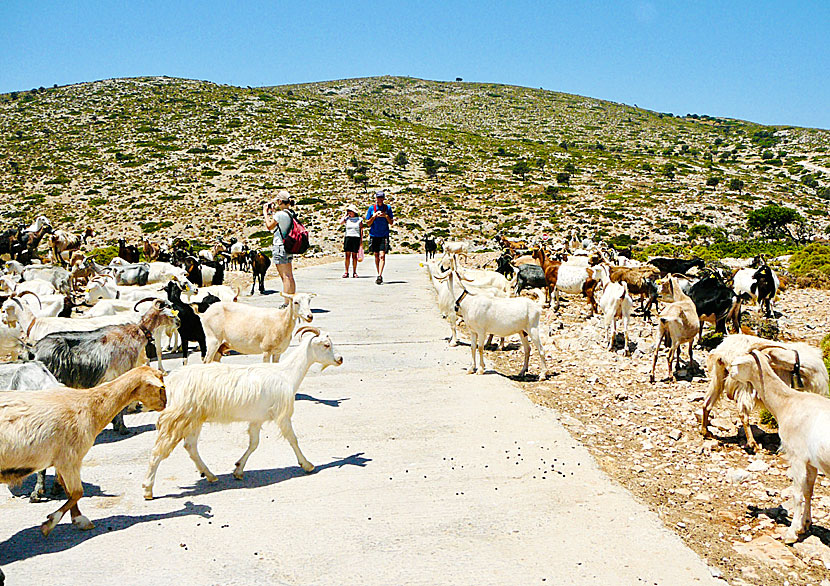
left=495, top=147, right=508, bottom=157
left=556, top=172, right=570, bottom=185
left=346, top=157, right=372, bottom=190
left=544, top=184, right=560, bottom=198
left=455, top=77, right=463, bottom=82
left=393, top=151, right=409, bottom=168
left=512, top=160, right=531, bottom=180
left=729, top=178, right=745, bottom=194
left=660, top=163, right=676, bottom=180
left=353, top=173, right=368, bottom=190
left=535, top=157, right=547, bottom=171
left=705, top=176, right=720, bottom=188
left=640, top=162, right=652, bottom=172
left=802, top=174, right=819, bottom=189
left=563, top=162, right=577, bottom=174
left=10, top=91, right=18, bottom=101
left=559, top=141, right=569, bottom=151
left=761, top=150, right=774, bottom=160
left=747, top=203, right=804, bottom=241
left=423, top=156, right=446, bottom=178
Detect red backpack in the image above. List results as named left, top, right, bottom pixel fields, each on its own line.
left=282, top=210, right=310, bottom=254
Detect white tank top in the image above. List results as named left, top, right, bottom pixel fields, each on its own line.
left=344, top=216, right=361, bottom=238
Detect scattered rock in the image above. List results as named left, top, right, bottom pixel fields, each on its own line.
left=747, top=460, right=770, bottom=473
left=726, top=468, right=751, bottom=484
left=793, top=536, right=830, bottom=569
left=733, top=535, right=804, bottom=568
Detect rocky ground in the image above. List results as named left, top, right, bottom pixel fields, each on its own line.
left=472, top=284, right=830, bottom=586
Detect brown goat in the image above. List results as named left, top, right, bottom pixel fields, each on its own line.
left=608, top=264, right=661, bottom=316
left=0, top=365, right=167, bottom=536
left=531, top=248, right=561, bottom=307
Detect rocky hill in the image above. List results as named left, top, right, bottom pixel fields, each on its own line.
left=1, top=75, right=828, bottom=254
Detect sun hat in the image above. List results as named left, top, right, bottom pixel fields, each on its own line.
left=346, top=204, right=359, bottom=214
left=276, top=190, right=291, bottom=202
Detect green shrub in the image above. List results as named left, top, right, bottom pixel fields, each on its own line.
left=140, top=220, right=173, bottom=233
left=789, top=243, right=830, bottom=279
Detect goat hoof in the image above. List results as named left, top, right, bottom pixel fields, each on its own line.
left=206, top=474, right=218, bottom=483
left=782, top=531, right=799, bottom=545
left=73, top=515, right=94, bottom=531
left=143, top=492, right=154, bottom=501
left=233, top=470, right=244, bottom=480
left=40, top=521, right=54, bottom=537
left=466, top=368, right=476, bottom=375
left=301, top=463, right=315, bottom=473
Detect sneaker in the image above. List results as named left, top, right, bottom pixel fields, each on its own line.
left=376, top=275, right=383, bottom=285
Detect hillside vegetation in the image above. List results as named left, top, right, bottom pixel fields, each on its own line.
left=1, top=75, right=828, bottom=254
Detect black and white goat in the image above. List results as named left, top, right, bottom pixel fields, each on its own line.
left=32, top=299, right=178, bottom=434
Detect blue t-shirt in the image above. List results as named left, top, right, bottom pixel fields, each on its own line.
left=366, top=204, right=393, bottom=238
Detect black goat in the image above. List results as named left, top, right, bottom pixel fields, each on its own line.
left=196, top=293, right=222, bottom=314
left=118, top=238, right=140, bottom=263
left=687, top=276, right=742, bottom=340
left=751, top=264, right=779, bottom=318
left=423, top=235, right=437, bottom=261
left=647, top=257, right=705, bottom=277
left=514, top=263, right=547, bottom=295
left=163, top=280, right=207, bottom=365
left=249, top=250, right=271, bottom=295
left=494, top=253, right=515, bottom=279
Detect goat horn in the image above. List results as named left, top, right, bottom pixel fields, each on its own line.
left=280, top=292, right=294, bottom=300
left=16, top=290, right=42, bottom=309
left=295, top=326, right=321, bottom=340
left=133, top=297, right=158, bottom=311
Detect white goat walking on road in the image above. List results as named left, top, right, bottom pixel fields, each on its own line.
left=142, top=327, right=342, bottom=499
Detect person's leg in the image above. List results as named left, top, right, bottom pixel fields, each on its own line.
left=378, top=250, right=386, bottom=277
left=276, top=262, right=295, bottom=294
left=344, top=253, right=350, bottom=277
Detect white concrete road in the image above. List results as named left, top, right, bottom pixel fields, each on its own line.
left=0, top=254, right=722, bottom=585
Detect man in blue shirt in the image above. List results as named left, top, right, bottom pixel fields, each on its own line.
left=365, top=190, right=394, bottom=284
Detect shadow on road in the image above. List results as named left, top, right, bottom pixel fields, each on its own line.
left=0, top=501, right=212, bottom=565
left=7, top=477, right=113, bottom=500
left=296, top=393, right=349, bottom=407
left=163, top=453, right=371, bottom=500
left=94, top=424, right=156, bottom=445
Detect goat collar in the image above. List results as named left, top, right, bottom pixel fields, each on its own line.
left=138, top=323, right=154, bottom=341
left=26, top=317, right=36, bottom=339
left=454, top=289, right=468, bottom=312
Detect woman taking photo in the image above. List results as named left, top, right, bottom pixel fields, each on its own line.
left=263, top=190, right=296, bottom=294
left=340, top=203, right=363, bottom=278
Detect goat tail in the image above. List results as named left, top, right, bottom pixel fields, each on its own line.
left=620, top=281, right=628, bottom=300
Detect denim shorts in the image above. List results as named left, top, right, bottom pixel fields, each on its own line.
left=272, top=243, right=293, bottom=265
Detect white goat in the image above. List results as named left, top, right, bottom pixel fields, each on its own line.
left=0, top=325, right=25, bottom=361
left=650, top=277, right=700, bottom=382
left=447, top=268, right=548, bottom=378
left=599, top=281, right=634, bottom=354
left=182, top=284, right=238, bottom=304
left=442, top=241, right=469, bottom=261
left=201, top=293, right=314, bottom=363
left=145, top=262, right=189, bottom=285
left=703, top=334, right=828, bottom=452
left=726, top=350, right=830, bottom=543
left=0, top=366, right=166, bottom=536
left=142, top=327, right=342, bottom=499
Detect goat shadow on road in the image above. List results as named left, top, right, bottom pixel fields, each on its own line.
left=160, top=453, right=371, bottom=500
left=296, top=393, right=349, bottom=407
left=94, top=424, right=156, bottom=446
left=6, top=478, right=113, bottom=500
left=0, top=500, right=212, bottom=565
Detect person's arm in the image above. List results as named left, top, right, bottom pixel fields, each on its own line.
left=386, top=207, right=394, bottom=227
left=263, top=204, right=277, bottom=231
left=364, top=208, right=375, bottom=226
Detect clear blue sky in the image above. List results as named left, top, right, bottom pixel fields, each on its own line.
left=2, top=1, right=828, bottom=129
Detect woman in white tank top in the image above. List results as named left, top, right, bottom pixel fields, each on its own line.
left=340, top=204, right=364, bottom=278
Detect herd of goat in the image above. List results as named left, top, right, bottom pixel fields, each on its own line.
left=1, top=214, right=829, bottom=577
left=0, top=215, right=338, bottom=574
left=424, top=231, right=829, bottom=546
